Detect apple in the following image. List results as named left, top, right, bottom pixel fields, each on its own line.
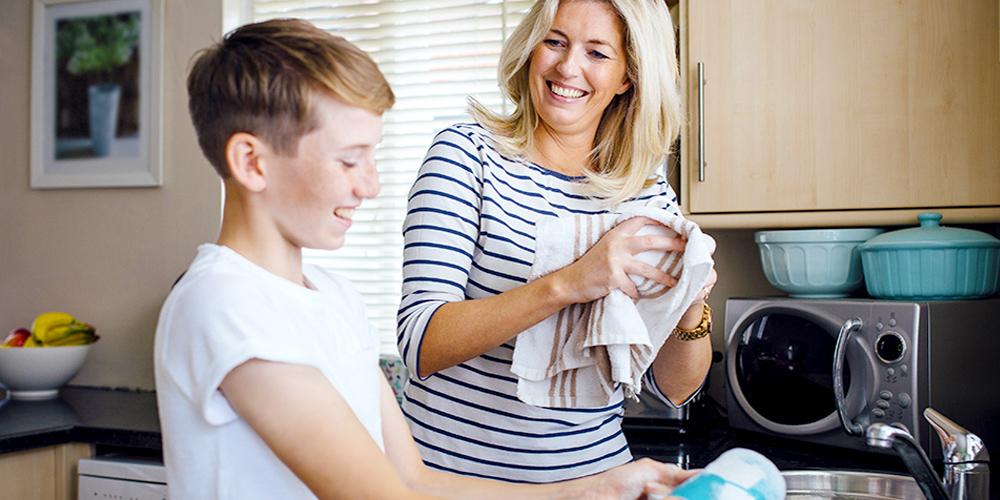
left=2, top=328, right=31, bottom=347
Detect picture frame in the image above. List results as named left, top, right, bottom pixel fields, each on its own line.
left=31, top=0, right=163, bottom=189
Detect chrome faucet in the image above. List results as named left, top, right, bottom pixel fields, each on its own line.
left=925, top=408, right=990, bottom=500
left=866, top=408, right=990, bottom=500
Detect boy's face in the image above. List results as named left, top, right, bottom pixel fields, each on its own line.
left=261, top=93, right=382, bottom=251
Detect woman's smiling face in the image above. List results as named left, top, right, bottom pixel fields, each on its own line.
left=528, top=0, right=631, bottom=138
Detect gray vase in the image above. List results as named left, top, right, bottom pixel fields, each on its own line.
left=87, top=83, right=121, bottom=157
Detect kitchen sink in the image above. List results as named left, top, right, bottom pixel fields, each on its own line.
left=783, top=470, right=923, bottom=499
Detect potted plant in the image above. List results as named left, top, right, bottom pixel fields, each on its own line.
left=57, top=14, right=139, bottom=157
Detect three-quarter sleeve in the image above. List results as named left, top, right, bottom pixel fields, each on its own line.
left=396, top=127, right=485, bottom=380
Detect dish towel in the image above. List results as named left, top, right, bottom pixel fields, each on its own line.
left=510, top=206, right=715, bottom=408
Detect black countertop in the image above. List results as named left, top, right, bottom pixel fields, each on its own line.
left=0, top=386, right=908, bottom=476
left=0, top=386, right=161, bottom=454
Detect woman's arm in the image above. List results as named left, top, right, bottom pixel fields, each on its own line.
left=397, top=128, right=682, bottom=378
left=415, top=216, right=684, bottom=377
left=648, top=269, right=717, bottom=406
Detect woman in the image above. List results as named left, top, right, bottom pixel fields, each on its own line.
left=397, top=0, right=717, bottom=483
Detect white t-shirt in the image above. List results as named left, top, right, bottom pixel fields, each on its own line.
left=154, top=244, right=382, bottom=499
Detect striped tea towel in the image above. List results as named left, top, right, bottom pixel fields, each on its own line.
left=510, top=206, right=715, bottom=408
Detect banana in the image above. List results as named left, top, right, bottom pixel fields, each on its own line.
left=26, top=311, right=99, bottom=347
left=31, top=312, right=76, bottom=341
left=47, top=331, right=97, bottom=346
left=40, top=323, right=94, bottom=343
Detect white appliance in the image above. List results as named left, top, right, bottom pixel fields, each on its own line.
left=78, top=457, right=167, bottom=500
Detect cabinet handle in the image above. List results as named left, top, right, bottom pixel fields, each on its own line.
left=697, top=62, right=706, bottom=182
left=833, top=317, right=865, bottom=436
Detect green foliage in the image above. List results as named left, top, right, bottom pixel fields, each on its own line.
left=57, top=13, right=139, bottom=80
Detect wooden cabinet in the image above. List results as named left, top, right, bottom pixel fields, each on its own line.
left=679, top=0, right=1000, bottom=227
left=0, top=443, right=93, bottom=500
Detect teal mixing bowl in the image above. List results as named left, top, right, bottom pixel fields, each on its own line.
left=859, top=213, right=1000, bottom=300
left=755, top=228, right=885, bottom=298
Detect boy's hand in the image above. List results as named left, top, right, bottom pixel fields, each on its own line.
left=590, top=458, right=697, bottom=499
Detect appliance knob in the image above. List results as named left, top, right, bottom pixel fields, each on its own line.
left=876, top=332, right=907, bottom=364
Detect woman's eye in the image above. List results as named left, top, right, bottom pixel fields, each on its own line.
left=590, top=50, right=609, bottom=60
left=340, top=160, right=358, bottom=168
left=543, top=39, right=563, bottom=48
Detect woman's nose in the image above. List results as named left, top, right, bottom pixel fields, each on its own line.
left=555, top=49, right=581, bottom=78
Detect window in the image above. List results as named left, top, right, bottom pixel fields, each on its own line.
left=252, top=0, right=534, bottom=353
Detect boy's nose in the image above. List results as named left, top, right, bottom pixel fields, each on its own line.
left=356, top=164, right=380, bottom=199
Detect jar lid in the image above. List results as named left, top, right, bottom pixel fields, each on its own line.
left=860, top=212, right=1000, bottom=251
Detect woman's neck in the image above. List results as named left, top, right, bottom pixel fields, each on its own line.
left=529, top=122, right=596, bottom=176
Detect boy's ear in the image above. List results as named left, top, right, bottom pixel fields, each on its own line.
left=224, top=132, right=268, bottom=192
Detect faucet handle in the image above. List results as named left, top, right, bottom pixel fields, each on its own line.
left=924, top=408, right=990, bottom=464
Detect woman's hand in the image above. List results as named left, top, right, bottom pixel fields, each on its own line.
left=587, top=458, right=698, bottom=499
left=553, top=217, right=686, bottom=305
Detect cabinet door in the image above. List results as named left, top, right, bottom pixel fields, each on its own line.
left=0, top=443, right=93, bottom=500
left=685, top=0, right=1000, bottom=214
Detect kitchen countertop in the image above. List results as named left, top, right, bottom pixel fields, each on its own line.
left=0, top=386, right=909, bottom=477
left=0, top=386, right=160, bottom=454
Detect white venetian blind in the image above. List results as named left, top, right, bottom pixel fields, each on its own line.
left=252, top=0, right=534, bottom=353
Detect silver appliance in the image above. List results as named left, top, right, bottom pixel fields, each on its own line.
left=724, top=297, right=1000, bottom=458
left=78, top=456, right=167, bottom=499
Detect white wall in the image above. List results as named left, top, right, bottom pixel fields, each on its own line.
left=0, top=0, right=224, bottom=390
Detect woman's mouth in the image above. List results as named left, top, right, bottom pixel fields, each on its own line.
left=548, top=81, right=588, bottom=100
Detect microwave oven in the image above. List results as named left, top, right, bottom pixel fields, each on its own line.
left=724, top=297, right=1000, bottom=458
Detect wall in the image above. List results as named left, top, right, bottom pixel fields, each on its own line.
left=0, top=1, right=223, bottom=390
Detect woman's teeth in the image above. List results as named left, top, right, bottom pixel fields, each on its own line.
left=551, top=83, right=584, bottom=99
left=334, top=208, right=354, bottom=220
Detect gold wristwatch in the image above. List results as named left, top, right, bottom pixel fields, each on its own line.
left=672, top=303, right=712, bottom=341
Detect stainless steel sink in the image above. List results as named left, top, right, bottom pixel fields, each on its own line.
left=783, top=470, right=924, bottom=499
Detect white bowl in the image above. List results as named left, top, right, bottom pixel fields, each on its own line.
left=0, top=345, right=92, bottom=400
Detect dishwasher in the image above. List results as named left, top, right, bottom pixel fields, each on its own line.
left=78, top=456, right=167, bottom=499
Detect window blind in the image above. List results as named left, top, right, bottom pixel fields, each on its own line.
left=252, top=0, right=534, bottom=354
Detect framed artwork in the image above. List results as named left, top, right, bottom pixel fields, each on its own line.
left=30, top=0, right=163, bottom=189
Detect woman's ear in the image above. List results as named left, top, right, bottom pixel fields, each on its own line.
left=616, top=78, right=632, bottom=96
left=224, top=132, right=268, bottom=192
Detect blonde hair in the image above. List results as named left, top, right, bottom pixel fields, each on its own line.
left=469, top=0, right=681, bottom=205
left=187, top=18, right=394, bottom=177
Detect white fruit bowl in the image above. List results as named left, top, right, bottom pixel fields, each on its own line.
left=0, top=345, right=92, bottom=400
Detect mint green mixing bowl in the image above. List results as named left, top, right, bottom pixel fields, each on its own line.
left=755, top=228, right=885, bottom=298
left=859, top=213, right=1000, bottom=300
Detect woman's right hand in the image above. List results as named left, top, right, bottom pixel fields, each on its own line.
left=552, top=217, right=687, bottom=304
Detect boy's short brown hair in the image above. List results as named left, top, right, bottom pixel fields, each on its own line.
left=187, top=18, right=394, bottom=177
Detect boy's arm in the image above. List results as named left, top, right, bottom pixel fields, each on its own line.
left=220, top=359, right=438, bottom=500
left=378, top=376, right=696, bottom=499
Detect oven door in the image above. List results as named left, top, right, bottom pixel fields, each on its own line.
left=725, top=300, right=877, bottom=439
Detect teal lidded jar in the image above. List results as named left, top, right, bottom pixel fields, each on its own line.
left=859, top=213, right=1000, bottom=300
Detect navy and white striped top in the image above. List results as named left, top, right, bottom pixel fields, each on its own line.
left=397, top=123, right=684, bottom=483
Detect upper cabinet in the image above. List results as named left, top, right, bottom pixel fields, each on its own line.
left=679, top=0, right=1000, bottom=227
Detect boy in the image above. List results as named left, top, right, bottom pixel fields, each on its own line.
left=154, top=18, right=694, bottom=499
